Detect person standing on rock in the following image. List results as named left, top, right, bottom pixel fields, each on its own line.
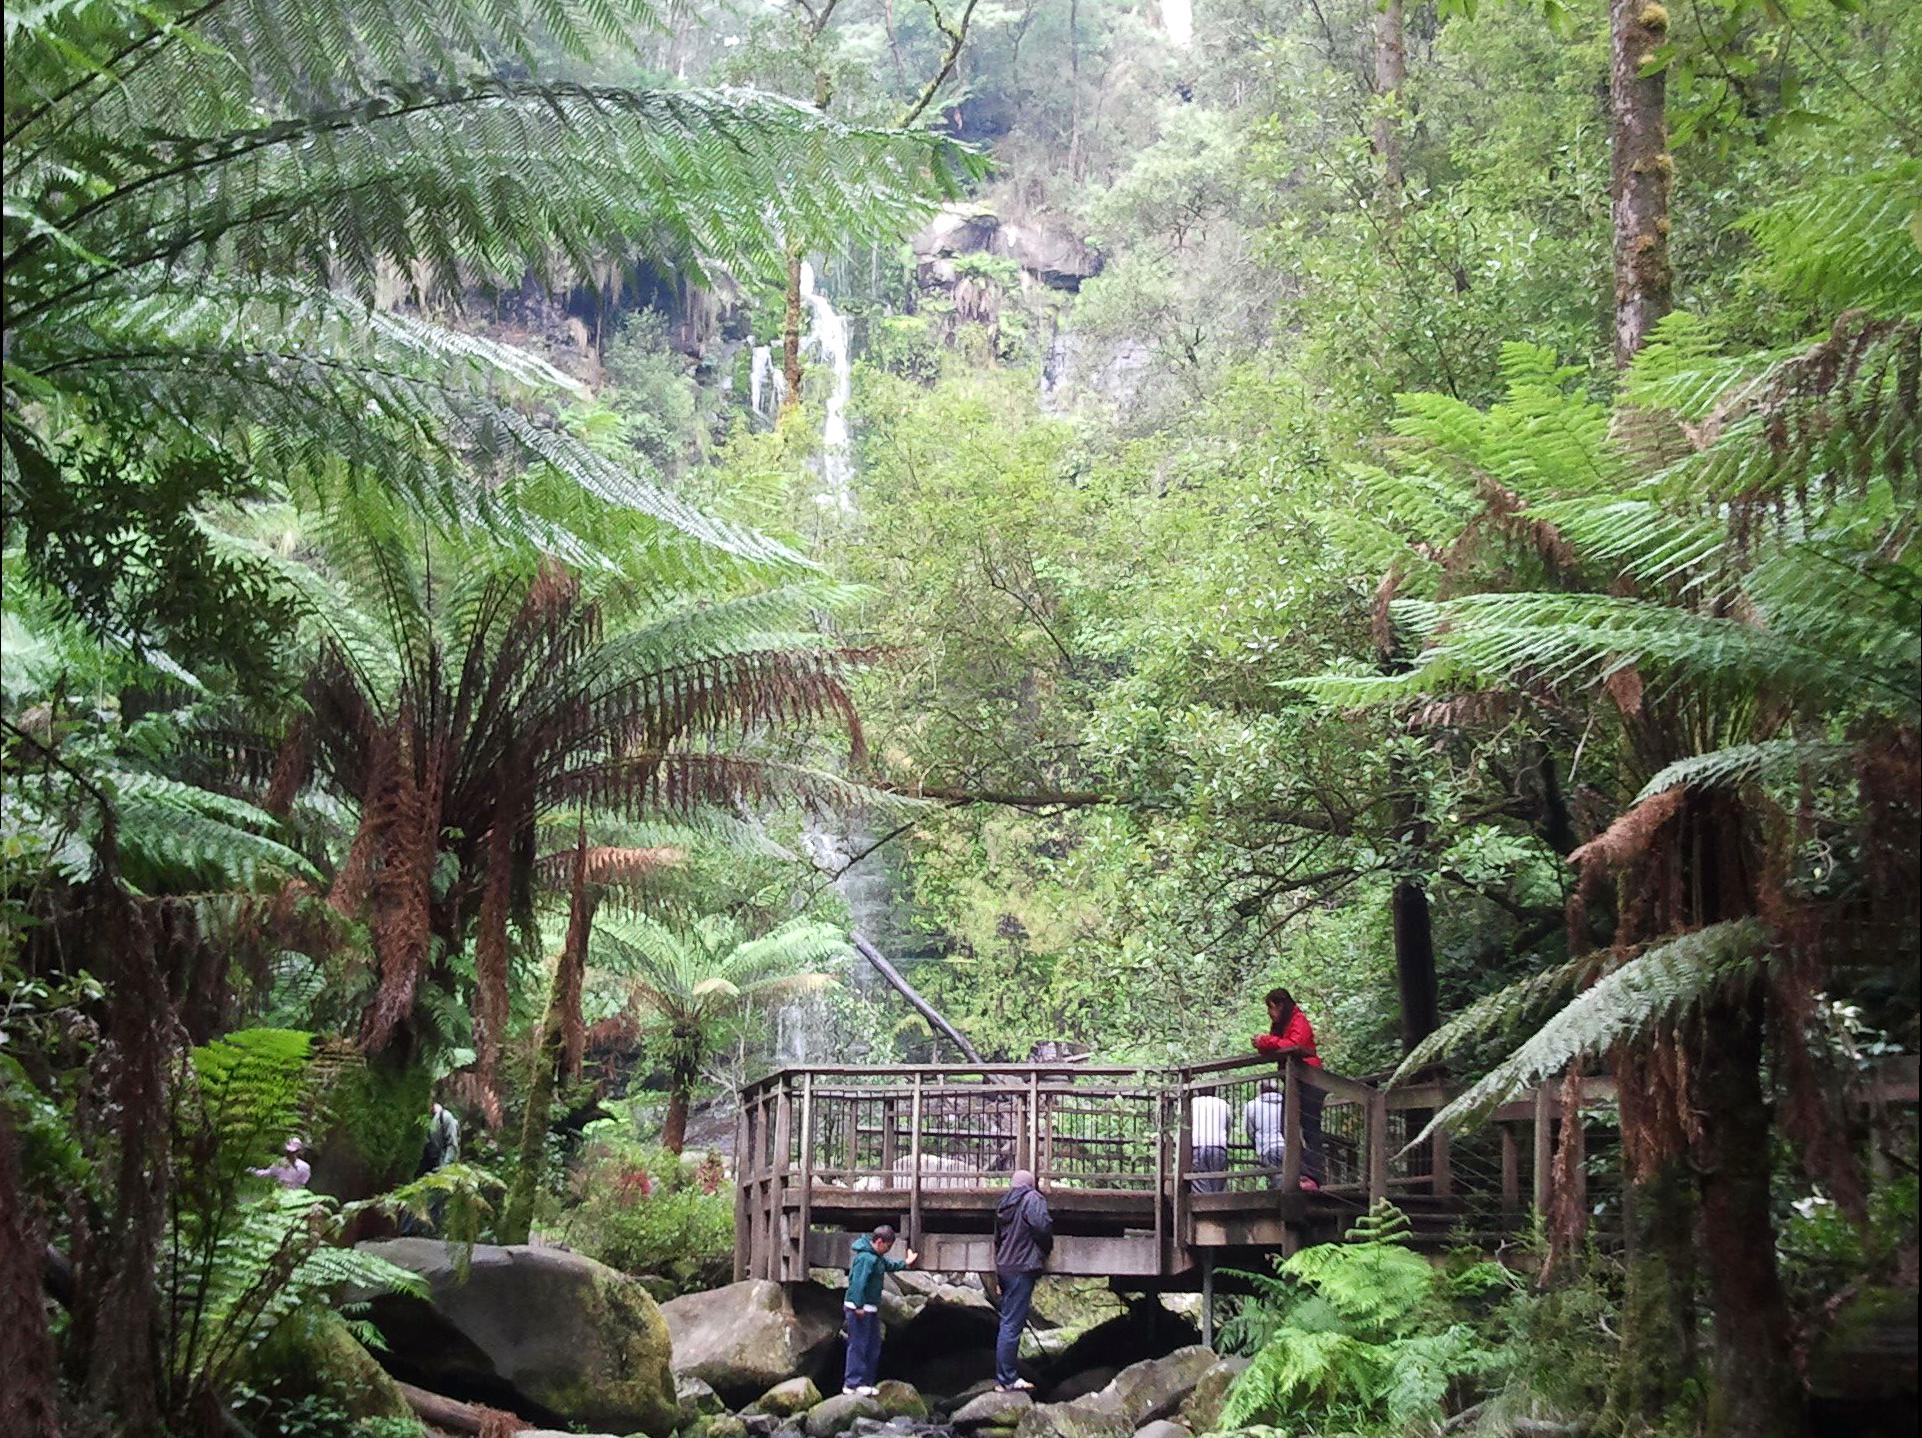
left=992, top=1168, right=1052, bottom=1393
left=844, top=1224, right=916, bottom=1396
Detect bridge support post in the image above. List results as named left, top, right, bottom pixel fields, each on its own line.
left=1200, top=1252, right=1215, bottom=1351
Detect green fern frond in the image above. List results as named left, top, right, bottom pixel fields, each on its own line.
left=1633, top=738, right=1855, bottom=803
left=1421, top=919, right=1773, bottom=1141
left=1390, top=954, right=1602, bottom=1086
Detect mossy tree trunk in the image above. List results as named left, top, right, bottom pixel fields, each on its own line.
left=1609, top=0, right=1673, bottom=365
left=1603, top=1153, right=1699, bottom=1429
left=499, top=978, right=565, bottom=1246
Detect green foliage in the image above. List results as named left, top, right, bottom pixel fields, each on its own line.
left=553, top=1130, right=736, bottom=1293
left=1218, top=1203, right=1512, bottom=1432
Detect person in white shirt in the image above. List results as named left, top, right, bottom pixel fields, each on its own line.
left=1190, top=1094, right=1231, bottom=1193
left=1243, top=1081, right=1288, bottom=1184
left=251, top=1137, right=311, bottom=1189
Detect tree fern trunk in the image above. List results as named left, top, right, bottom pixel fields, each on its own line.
left=499, top=981, right=564, bottom=1246
left=662, top=1083, right=692, bottom=1156
left=1603, top=1155, right=1698, bottom=1429
left=1696, top=992, right=1808, bottom=1438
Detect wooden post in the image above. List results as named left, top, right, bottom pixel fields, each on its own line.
left=1366, top=1089, right=1388, bottom=1205
left=1567, top=1087, right=1588, bottom=1221
left=881, top=1092, right=900, bottom=1179
left=908, top=1074, right=925, bottom=1250
left=795, top=1074, right=815, bottom=1282
left=1027, top=1071, right=1041, bottom=1176
left=771, top=1082, right=793, bottom=1282
left=1500, top=1123, right=1520, bottom=1216
left=1200, top=1252, right=1215, bottom=1350
left=1281, top=1058, right=1303, bottom=1194
left=733, top=1089, right=753, bottom=1280
left=1152, top=1079, right=1167, bottom=1269
left=1532, top=1085, right=1553, bottom=1215
left=1432, top=1124, right=1452, bottom=1198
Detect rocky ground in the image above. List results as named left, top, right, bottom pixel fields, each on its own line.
left=336, top=1241, right=1246, bottom=1438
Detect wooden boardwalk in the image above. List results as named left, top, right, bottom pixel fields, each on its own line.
left=737, top=1052, right=1533, bottom=1286
left=735, top=1051, right=1920, bottom=1290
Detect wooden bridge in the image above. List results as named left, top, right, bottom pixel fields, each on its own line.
left=733, top=1051, right=1585, bottom=1289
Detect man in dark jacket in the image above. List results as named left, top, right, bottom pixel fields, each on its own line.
left=992, top=1169, right=1052, bottom=1392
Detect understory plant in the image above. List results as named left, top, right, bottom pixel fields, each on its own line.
left=550, top=1124, right=734, bottom=1293
left=1218, top=1203, right=1515, bottom=1432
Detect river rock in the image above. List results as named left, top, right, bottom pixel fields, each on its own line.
left=750, top=1377, right=824, bottom=1417
left=1014, top=1399, right=1132, bottom=1438
left=679, top=1375, right=726, bottom=1419
left=1133, top=1424, right=1191, bottom=1438
left=951, top=1389, right=1033, bottom=1429
left=1103, top=1348, right=1220, bottom=1427
left=1045, top=1368, right=1117, bottom=1404
left=661, top=1279, right=845, bottom=1405
left=354, top=1238, right=676, bottom=1435
left=873, top=1379, right=929, bottom=1420
left=1174, top=1357, right=1247, bottom=1434
left=805, top=1392, right=886, bottom=1438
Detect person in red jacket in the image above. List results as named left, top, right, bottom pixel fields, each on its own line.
left=1251, top=987, right=1324, bottom=1190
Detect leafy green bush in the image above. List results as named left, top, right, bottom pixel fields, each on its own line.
left=553, top=1129, right=735, bottom=1294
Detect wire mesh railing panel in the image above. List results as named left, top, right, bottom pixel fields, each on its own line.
left=1181, top=1069, right=1366, bottom=1194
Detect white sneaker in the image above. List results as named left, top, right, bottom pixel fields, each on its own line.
left=857, top=1386, right=880, bottom=1396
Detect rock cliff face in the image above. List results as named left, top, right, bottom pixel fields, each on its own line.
left=911, top=203, right=1103, bottom=293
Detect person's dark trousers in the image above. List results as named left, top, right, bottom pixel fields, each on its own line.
left=1300, top=1087, right=1326, bottom=1184
left=995, top=1269, right=1038, bottom=1386
left=843, top=1306, right=882, bottom=1391
left=1191, top=1144, right=1229, bottom=1193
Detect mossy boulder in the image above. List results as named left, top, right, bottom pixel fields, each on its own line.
left=750, top=1377, right=825, bottom=1418
left=247, top=1308, right=416, bottom=1425
left=872, top=1380, right=928, bottom=1420
left=1174, top=1357, right=1247, bottom=1434
left=355, top=1238, right=677, bottom=1436
left=804, top=1391, right=885, bottom=1438
left=951, top=1389, right=1033, bottom=1430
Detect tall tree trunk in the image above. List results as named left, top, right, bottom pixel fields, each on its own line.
left=1609, top=0, right=1673, bottom=366
left=1373, top=0, right=1406, bottom=215
left=1694, top=993, right=1809, bottom=1438
left=1391, top=875, right=1440, bottom=1052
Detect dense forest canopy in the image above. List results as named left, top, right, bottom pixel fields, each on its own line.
left=2, top=0, right=1917, bottom=1436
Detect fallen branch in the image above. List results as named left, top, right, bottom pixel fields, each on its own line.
left=851, top=931, right=983, bottom=1062
left=396, top=1381, right=528, bottom=1437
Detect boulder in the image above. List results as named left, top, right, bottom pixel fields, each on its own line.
left=1103, top=1348, right=1221, bottom=1427
left=678, top=1375, right=726, bottom=1420
left=1045, top=1368, right=1117, bottom=1404
left=661, top=1279, right=845, bottom=1405
left=354, top=1238, right=676, bottom=1435
left=1174, top=1357, right=1247, bottom=1434
left=951, top=1389, right=1034, bottom=1430
left=706, top=1418, right=752, bottom=1438
left=247, top=1308, right=416, bottom=1426
left=805, top=1392, right=885, bottom=1438
left=750, top=1377, right=824, bottom=1418
left=1028, top=1279, right=1127, bottom=1332
left=872, top=1380, right=928, bottom=1421
left=1047, top=1304, right=1199, bottom=1382
left=1014, top=1400, right=1132, bottom=1438
left=1133, top=1424, right=1191, bottom=1438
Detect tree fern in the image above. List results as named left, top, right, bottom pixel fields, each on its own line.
left=1420, top=920, right=1774, bottom=1140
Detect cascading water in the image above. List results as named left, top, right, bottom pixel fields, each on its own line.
left=1161, top=0, right=1194, bottom=47
left=799, top=261, right=855, bottom=511
left=749, top=344, right=776, bottom=418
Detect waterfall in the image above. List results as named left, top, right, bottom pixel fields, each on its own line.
left=799, top=260, right=854, bottom=512
left=1161, top=0, right=1194, bottom=47
left=749, top=344, right=777, bottom=419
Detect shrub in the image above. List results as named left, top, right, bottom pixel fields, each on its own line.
left=553, top=1131, right=735, bottom=1294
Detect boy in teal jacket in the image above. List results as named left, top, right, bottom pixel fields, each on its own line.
left=843, top=1224, right=917, bottom=1394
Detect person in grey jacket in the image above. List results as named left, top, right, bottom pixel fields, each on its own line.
left=992, top=1169, right=1053, bottom=1391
